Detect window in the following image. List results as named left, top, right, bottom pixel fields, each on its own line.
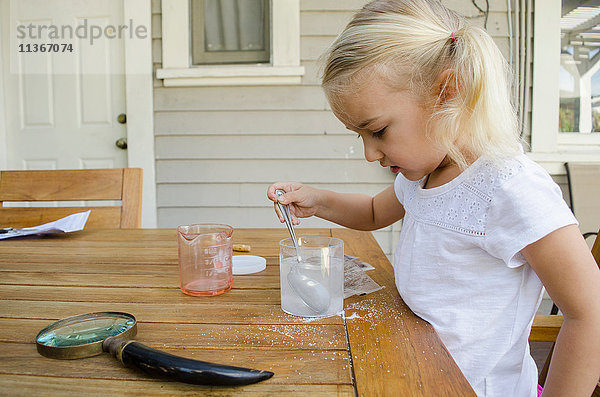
left=558, top=4, right=600, bottom=134
left=530, top=0, right=600, bottom=174
left=157, top=0, right=304, bottom=86
left=191, top=0, right=270, bottom=65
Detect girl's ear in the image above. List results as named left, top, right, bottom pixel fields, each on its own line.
left=436, top=69, right=459, bottom=104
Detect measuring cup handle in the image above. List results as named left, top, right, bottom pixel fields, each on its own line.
left=103, top=337, right=274, bottom=386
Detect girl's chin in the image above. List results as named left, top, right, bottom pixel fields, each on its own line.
left=388, top=166, right=426, bottom=181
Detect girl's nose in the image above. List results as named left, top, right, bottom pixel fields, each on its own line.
left=363, top=141, right=383, bottom=163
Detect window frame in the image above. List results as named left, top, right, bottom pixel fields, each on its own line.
left=157, top=0, right=304, bottom=86
left=529, top=0, right=600, bottom=174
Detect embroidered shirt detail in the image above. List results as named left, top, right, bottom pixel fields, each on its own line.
left=402, top=159, right=524, bottom=237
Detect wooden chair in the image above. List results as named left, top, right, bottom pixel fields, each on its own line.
left=0, top=168, right=142, bottom=228
left=565, top=162, right=600, bottom=242
left=529, top=229, right=600, bottom=393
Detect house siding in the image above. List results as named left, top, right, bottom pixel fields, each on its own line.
left=151, top=0, right=558, bottom=266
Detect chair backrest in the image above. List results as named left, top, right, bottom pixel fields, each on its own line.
left=565, top=162, right=600, bottom=241
left=0, top=168, right=142, bottom=228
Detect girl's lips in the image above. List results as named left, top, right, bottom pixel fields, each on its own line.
left=390, top=166, right=400, bottom=174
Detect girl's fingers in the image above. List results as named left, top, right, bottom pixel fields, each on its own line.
left=280, top=189, right=301, bottom=206
left=268, top=182, right=303, bottom=201
left=289, top=208, right=301, bottom=225
left=292, top=214, right=300, bottom=225
left=267, top=186, right=280, bottom=201
left=268, top=182, right=305, bottom=224
left=267, top=183, right=294, bottom=202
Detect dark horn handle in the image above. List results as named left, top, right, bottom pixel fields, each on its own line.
left=103, top=337, right=274, bottom=386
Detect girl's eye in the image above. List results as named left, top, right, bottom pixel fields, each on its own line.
left=372, top=128, right=386, bottom=138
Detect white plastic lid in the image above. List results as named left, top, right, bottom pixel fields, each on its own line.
left=232, top=255, right=267, bottom=275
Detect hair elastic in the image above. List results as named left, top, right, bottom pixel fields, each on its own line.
left=450, top=30, right=457, bottom=42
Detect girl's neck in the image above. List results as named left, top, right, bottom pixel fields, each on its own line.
left=423, top=155, right=470, bottom=189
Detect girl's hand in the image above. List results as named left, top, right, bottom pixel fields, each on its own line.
left=267, top=182, right=322, bottom=225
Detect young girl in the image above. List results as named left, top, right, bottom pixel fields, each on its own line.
left=267, top=0, right=600, bottom=396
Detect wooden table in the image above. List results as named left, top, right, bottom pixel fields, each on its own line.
left=0, top=228, right=474, bottom=396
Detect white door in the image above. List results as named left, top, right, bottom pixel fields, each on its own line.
left=0, top=0, right=127, bottom=170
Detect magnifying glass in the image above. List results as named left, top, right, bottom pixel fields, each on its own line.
left=36, top=312, right=274, bottom=386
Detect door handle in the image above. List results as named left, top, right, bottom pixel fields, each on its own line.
left=117, top=113, right=127, bottom=124
left=115, top=138, right=128, bottom=150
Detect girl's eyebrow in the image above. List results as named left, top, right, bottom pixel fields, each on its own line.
left=356, top=117, right=377, bottom=130
left=357, top=118, right=376, bottom=129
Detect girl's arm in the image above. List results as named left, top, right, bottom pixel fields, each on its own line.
left=267, top=183, right=405, bottom=231
left=521, top=224, right=600, bottom=396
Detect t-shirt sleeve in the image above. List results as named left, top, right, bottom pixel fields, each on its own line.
left=483, top=160, right=578, bottom=268
left=394, top=173, right=408, bottom=204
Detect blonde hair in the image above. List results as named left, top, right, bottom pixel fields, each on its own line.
left=322, top=0, right=521, bottom=169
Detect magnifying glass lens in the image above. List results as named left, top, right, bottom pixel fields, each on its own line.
left=37, top=312, right=135, bottom=348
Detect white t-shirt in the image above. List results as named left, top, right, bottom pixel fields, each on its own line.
left=393, top=154, right=577, bottom=397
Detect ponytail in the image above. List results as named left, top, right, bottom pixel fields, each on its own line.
left=434, top=25, right=521, bottom=169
